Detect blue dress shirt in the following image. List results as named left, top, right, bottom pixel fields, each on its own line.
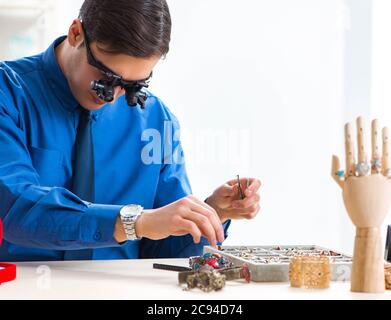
left=0, top=37, right=230, bottom=262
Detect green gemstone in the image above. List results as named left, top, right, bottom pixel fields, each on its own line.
left=337, top=170, right=344, bottom=178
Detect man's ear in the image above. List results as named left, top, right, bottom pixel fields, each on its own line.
left=68, top=19, right=84, bottom=48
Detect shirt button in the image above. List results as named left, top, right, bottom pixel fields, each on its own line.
left=93, top=231, right=102, bottom=241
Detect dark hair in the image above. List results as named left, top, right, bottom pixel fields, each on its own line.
left=79, top=0, right=171, bottom=58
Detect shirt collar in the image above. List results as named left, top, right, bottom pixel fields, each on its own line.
left=41, top=36, right=80, bottom=112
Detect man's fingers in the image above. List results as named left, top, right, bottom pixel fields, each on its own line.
left=184, top=211, right=217, bottom=247
left=188, top=194, right=220, bottom=215
left=227, top=177, right=261, bottom=197
left=331, top=155, right=344, bottom=189
left=232, top=192, right=260, bottom=209
left=227, top=177, right=248, bottom=186
left=344, top=122, right=355, bottom=177
left=245, top=178, right=261, bottom=196
left=177, top=218, right=202, bottom=244
left=217, top=184, right=235, bottom=197
left=188, top=194, right=217, bottom=212
left=223, top=204, right=260, bottom=220
left=186, top=196, right=224, bottom=243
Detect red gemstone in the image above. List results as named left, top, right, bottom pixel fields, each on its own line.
left=206, top=258, right=220, bottom=269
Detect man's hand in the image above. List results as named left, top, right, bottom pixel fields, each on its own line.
left=205, top=177, right=261, bottom=223
left=129, top=195, right=225, bottom=247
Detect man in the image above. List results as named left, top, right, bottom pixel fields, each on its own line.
left=0, top=0, right=261, bottom=261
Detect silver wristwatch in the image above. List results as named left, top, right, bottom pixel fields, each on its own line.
left=119, top=204, right=144, bottom=241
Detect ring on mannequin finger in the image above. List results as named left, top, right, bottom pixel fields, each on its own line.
left=356, top=162, right=370, bottom=177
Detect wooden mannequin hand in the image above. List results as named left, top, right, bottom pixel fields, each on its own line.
left=341, top=175, right=391, bottom=227
left=331, top=117, right=391, bottom=227
left=331, top=117, right=390, bottom=293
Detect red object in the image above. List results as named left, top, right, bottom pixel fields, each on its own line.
left=240, top=264, right=251, bottom=283
left=0, top=219, right=17, bottom=284
left=206, top=258, right=220, bottom=269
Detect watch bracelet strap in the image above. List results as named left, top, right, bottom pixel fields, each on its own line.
left=122, top=212, right=142, bottom=240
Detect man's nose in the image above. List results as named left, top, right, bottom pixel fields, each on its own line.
left=115, top=86, right=125, bottom=97
left=111, top=87, right=125, bottom=103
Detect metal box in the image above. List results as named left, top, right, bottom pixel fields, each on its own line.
left=203, top=245, right=352, bottom=282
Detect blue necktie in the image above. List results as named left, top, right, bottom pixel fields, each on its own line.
left=64, top=107, right=95, bottom=260
left=71, top=108, right=95, bottom=202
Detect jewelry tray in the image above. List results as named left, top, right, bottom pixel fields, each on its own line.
left=203, top=245, right=352, bottom=282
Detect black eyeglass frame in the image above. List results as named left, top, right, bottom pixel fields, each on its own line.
left=81, top=23, right=152, bottom=109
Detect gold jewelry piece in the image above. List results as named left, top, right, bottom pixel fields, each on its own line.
left=289, top=256, right=330, bottom=289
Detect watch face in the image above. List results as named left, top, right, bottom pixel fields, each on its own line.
left=121, top=204, right=142, bottom=217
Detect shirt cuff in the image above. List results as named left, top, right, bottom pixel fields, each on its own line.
left=79, top=203, right=124, bottom=248
left=219, top=219, right=231, bottom=245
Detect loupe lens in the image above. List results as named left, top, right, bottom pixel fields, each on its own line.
left=91, top=80, right=114, bottom=103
